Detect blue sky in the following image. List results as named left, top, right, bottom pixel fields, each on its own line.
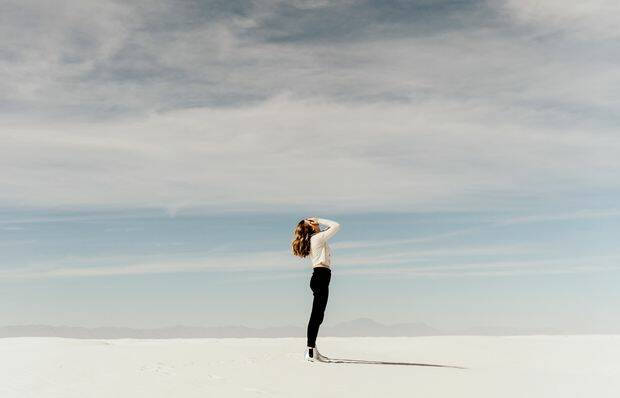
left=2, top=207, right=619, bottom=332
left=1, top=0, right=619, bottom=332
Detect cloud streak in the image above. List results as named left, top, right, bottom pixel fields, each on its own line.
left=334, top=207, right=620, bottom=249
left=0, top=242, right=613, bottom=280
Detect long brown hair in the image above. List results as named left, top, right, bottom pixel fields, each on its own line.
left=291, top=219, right=315, bottom=258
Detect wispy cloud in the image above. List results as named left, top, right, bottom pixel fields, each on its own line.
left=333, top=225, right=491, bottom=249
left=337, top=255, right=620, bottom=278
left=502, top=0, right=620, bottom=40
left=335, top=244, right=546, bottom=266
left=0, top=249, right=296, bottom=279
left=334, top=208, right=620, bottom=250
left=0, top=242, right=601, bottom=280
left=498, top=209, right=620, bottom=224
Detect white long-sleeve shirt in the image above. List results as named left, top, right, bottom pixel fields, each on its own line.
left=310, top=218, right=341, bottom=268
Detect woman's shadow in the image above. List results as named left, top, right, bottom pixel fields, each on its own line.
left=320, top=356, right=466, bottom=369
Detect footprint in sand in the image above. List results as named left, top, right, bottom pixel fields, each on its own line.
left=140, top=362, right=176, bottom=375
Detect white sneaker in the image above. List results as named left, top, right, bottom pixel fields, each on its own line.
left=304, top=347, right=317, bottom=362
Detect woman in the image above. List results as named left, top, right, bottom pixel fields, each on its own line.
left=291, top=216, right=341, bottom=362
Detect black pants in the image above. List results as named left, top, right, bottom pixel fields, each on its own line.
left=307, top=266, right=331, bottom=347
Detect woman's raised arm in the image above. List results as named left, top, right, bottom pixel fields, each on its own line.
left=311, top=218, right=341, bottom=244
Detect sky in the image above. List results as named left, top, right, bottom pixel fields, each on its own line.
left=1, top=0, right=619, bottom=333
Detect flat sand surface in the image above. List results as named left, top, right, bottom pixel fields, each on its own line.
left=1, top=336, right=618, bottom=397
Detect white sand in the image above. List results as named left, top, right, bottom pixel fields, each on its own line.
left=1, top=336, right=618, bottom=397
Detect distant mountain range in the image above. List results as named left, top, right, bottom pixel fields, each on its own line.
left=0, top=317, right=564, bottom=339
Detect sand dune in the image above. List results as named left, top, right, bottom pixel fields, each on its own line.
left=1, top=336, right=618, bottom=397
